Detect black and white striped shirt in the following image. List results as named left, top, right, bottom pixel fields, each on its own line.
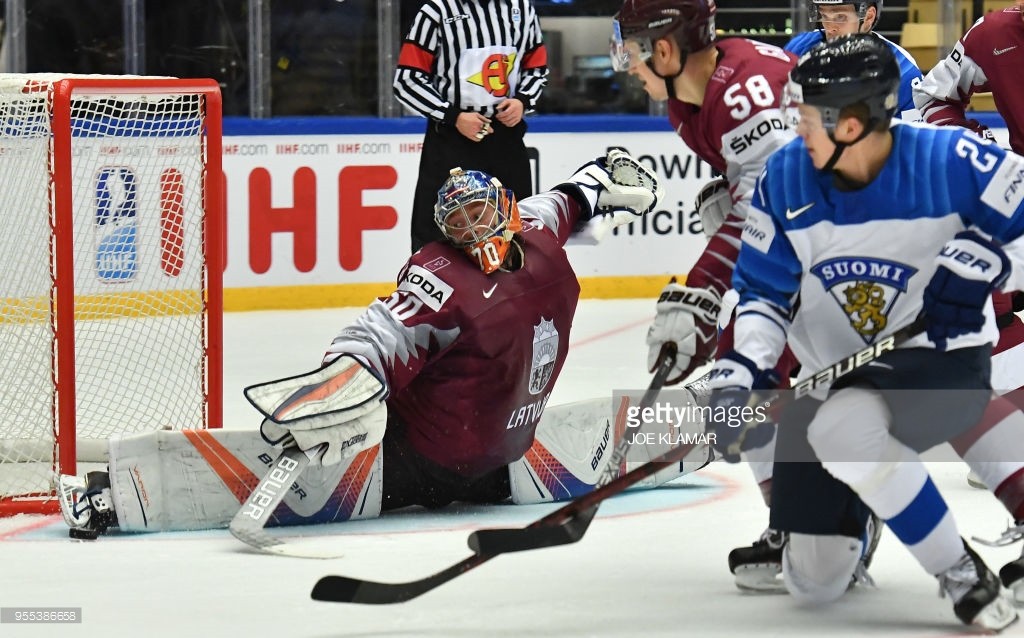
left=394, top=0, right=548, bottom=123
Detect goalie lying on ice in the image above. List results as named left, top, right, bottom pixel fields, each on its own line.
left=59, top=150, right=711, bottom=537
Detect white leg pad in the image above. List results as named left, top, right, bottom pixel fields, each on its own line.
left=509, top=397, right=710, bottom=504
left=108, top=429, right=382, bottom=532
left=783, top=533, right=862, bottom=604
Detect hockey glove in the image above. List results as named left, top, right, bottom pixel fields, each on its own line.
left=695, top=178, right=732, bottom=239
left=705, top=352, right=780, bottom=463
left=923, top=231, right=1010, bottom=350
left=646, top=280, right=721, bottom=385
left=249, top=355, right=388, bottom=466
left=966, top=119, right=996, bottom=143
left=555, top=149, right=664, bottom=242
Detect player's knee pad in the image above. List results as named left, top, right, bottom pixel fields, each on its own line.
left=782, top=533, right=862, bottom=604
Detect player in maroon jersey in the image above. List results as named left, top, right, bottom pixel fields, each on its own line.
left=914, top=2, right=1024, bottom=156
left=914, top=0, right=1024, bottom=461
left=59, top=150, right=671, bottom=536
left=611, top=0, right=806, bottom=591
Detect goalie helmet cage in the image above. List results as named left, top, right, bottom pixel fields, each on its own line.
left=0, top=75, right=224, bottom=515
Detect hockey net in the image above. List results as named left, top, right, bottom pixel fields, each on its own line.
left=0, top=75, right=223, bottom=515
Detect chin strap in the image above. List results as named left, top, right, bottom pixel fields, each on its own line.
left=821, top=124, right=877, bottom=177
left=647, top=54, right=687, bottom=101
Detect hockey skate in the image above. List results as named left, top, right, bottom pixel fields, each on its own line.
left=971, top=519, right=1024, bottom=605
left=728, top=528, right=788, bottom=593
left=994, top=522, right=1024, bottom=605
left=851, top=512, right=883, bottom=588
left=937, top=541, right=1017, bottom=631
left=58, top=471, right=117, bottom=540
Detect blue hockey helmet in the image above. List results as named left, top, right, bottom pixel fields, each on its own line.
left=434, top=168, right=522, bottom=274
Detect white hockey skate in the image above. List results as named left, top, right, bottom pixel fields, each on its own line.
left=58, top=472, right=117, bottom=540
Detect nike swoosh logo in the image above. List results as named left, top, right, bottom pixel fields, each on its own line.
left=785, top=203, right=814, bottom=220
left=994, top=45, right=1018, bottom=56
left=483, top=284, right=498, bottom=299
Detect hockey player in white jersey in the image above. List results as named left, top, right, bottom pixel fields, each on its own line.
left=785, top=1, right=923, bottom=122
left=706, top=34, right=1024, bottom=630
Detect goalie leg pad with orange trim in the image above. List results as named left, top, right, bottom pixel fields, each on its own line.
left=102, top=429, right=382, bottom=532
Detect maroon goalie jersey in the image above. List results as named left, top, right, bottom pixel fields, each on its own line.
left=330, top=191, right=583, bottom=478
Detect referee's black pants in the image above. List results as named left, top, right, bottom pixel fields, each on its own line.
left=410, top=118, right=533, bottom=253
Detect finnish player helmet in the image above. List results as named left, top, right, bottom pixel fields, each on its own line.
left=807, top=1, right=882, bottom=27
left=434, top=168, right=522, bottom=275
left=786, top=33, right=899, bottom=130
left=610, top=0, right=716, bottom=72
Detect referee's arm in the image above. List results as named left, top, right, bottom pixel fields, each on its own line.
left=393, top=10, right=459, bottom=125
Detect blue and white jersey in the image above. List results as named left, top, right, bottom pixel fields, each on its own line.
left=785, top=31, right=924, bottom=122
left=733, top=122, right=1024, bottom=379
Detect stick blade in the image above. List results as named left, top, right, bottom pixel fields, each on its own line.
left=311, top=575, right=422, bottom=605
left=467, top=507, right=597, bottom=554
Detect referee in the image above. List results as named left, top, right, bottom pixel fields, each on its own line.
left=394, top=0, right=548, bottom=252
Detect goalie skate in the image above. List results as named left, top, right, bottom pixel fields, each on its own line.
left=58, top=472, right=117, bottom=540
left=728, top=528, right=788, bottom=593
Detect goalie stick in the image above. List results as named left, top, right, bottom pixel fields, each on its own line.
left=310, top=316, right=927, bottom=604
left=228, top=442, right=344, bottom=559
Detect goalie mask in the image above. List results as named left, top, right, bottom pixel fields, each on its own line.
left=434, top=168, right=523, bottom=275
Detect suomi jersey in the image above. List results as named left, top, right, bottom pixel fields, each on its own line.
left=732, top=122, right=1024, bottom=379
left=326, top=191, right=583, bottom=478
left=786, top=31, right=923, bottom=122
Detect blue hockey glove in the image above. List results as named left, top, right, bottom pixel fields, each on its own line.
left=923, top=231, right=1010, bottom=350
left=706, top=351, right=780, bottom=463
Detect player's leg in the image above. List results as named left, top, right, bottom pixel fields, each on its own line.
left=810, top=383, right=1015, bottom=629
left=951, top=395, right=1024, bottom=603
left=759, top=392, right=872, bottom=598
left=59, top=429, right=384, bottom=535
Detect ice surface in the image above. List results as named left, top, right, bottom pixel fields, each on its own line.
left=2, top=300, right=1023, bottom=637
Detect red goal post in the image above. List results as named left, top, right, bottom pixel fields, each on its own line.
left=0, top=76, right=223, bottom=515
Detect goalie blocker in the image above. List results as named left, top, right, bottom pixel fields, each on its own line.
left=58, top=373, right=711, bottom=535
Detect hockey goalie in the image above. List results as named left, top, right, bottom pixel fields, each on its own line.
left=59, top=149, right=713, bottom=538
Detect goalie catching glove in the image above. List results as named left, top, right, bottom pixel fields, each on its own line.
left=555, top=148, right=665, bottom=242
left=246, top=355, right=388, bottom=466
left=646, top=280, right=721, bottom=385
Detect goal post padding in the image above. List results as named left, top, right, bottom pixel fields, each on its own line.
left=0, top=75, right=223, bottom=515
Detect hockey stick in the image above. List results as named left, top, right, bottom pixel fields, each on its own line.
left=310, top=317, right=928, bottom=604
left=228, top=442, right=343, bottom=559
left=473, top=314, right=931, bottom=552
left=466, top=344, right=678, bottom=554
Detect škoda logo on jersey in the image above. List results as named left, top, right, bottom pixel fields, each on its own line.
left=810, top=257, right=917, bottom=344
left=529, top=318, right=559, bottom=395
